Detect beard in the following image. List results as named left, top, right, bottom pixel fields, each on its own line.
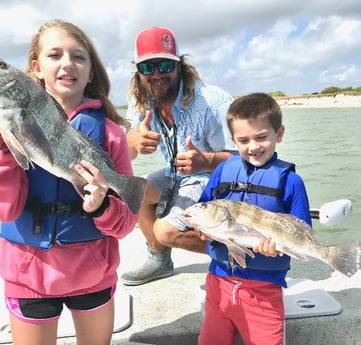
left=146, top=77, right=179, bottom=107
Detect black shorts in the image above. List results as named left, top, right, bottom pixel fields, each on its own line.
left=6, top=287, right=114, bottom=323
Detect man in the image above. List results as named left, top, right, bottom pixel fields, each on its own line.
left=121, top=26, right=236, bottom=285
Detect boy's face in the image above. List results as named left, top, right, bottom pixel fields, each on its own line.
left=231, top=118, right=284, bottom=167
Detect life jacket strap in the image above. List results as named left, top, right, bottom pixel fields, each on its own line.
left=25, top=197, right=83, bottom=235
left=211, top=181, right=282, bottom=198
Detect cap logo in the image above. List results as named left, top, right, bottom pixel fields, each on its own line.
left=162, top=33, right=174, bottom=52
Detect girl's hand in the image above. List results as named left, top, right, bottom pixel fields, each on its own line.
left=74, top=160, right=109, bottom=213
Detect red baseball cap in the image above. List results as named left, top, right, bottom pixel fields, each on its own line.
left=134, top=27, right=180, bottom=64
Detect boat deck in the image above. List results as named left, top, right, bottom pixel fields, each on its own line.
left=1, top=227, right=361, bottom=345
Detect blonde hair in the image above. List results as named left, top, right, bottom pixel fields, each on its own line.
left=128, top=55, right=203, bottom=113
left=25, top=19, right=129, bottom=129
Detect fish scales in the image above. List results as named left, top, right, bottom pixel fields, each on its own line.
left=225, top=200, right=321, bottom=256
left=0, top=58, right=147, bottom=214
left=184, top=199, right=361, bottom=277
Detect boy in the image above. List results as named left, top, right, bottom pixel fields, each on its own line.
left=196, top=93, right=311, bottom=345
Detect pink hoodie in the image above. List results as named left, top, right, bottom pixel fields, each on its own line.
left=0, top=100, right=138, bottom=298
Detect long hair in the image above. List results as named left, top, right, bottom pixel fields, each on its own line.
left=127, top=54, right=203, bottom=113
left=25, top=19, right=129, bottom=129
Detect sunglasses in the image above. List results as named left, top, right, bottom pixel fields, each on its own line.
left=136, top=60, right=177, bottom=75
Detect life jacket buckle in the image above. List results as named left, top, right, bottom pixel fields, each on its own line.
left=230, top=181, right=249, bottom=192
left=49, top=202, right=73, bottom=215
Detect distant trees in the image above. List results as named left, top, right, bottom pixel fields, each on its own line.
left=320, top=86, right=361, bottom=94
left=268, top=91, right=286, bottom=97
left=268, top=86, right=361, bottom=97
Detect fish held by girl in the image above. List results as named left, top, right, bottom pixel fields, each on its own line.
left=0, top=59, right=147, bottom=214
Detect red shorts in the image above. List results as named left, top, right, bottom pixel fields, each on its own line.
left=198, top=273, right=284, bottom=345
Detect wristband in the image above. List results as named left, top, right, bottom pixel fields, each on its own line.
left=81, top=195, right=110, bottom=218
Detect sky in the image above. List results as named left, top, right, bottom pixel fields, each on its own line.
left=1, top=0, right=361, bottom=105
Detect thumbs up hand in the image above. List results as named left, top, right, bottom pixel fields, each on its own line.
left=128, top=110, right=161, bottom=157
left=185, top=136, right=199, bottom=152
left=176, top=136, right=208, bottom=175
left=140, top=110, right=152, bottom=128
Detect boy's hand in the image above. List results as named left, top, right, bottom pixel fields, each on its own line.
left=253, top=239, right=283, bottom=257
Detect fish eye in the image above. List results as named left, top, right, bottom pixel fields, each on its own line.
left=0, top=60, right=8, bottom=69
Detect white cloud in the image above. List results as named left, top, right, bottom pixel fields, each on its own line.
left=1, top=0, right=360, bottom=103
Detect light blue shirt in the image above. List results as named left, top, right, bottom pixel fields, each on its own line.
left=127, top=81, right=236, bottom=182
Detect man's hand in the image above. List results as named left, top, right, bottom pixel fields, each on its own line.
left=176, top=136, right=232, bottom=174
left=127, top=110, right=161, bottom=159
left=176, top=136, right=208, bottom=174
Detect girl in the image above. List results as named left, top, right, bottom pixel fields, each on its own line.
left=0, top=19, right=137, bottom=345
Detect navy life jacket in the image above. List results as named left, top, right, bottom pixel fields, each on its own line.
left=1, top=109, right=108, bottom=250
left=212, top=155, right=295, bottom=271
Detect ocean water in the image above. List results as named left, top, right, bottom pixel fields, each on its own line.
left=278, top=107, right=361, bottom=244
left=131, top=107, right=361, bottom=245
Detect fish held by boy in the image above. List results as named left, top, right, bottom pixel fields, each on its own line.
left=0, top=58, right=147, bottom=214
left=184, top=199, right=360, bottom=277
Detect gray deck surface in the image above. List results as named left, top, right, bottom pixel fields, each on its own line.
left=0, top=226, right=360, bottom=344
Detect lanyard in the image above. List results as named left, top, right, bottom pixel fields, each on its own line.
left=155, top=111, right=178, bottom=184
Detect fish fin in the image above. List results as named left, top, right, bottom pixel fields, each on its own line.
left=322, top=241, right=361, bottom=277
left=223, top=215, right=258, bottom=267
left=1, top=109, right=55, bottom=169
left=0, top=129, right=33, bottom=169
left=228, top=255, right=241, bottom=274
left=279, top=247, right=308, bottom=260
left=228, top=223, right=269, bottom=248
left=112, top=175, right=148, bottom=214
left=226, top=238, right=255, bottom=268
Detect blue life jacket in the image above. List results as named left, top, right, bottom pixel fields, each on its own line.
left=210, top=154, right=295, bottom=271
left=1, top=109, right=107, bottom=250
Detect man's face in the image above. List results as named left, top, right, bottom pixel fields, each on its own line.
left=137, top=59, right=180, bottom=105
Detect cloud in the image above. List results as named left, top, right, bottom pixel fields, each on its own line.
left=1, top=0, right=360, bottom=103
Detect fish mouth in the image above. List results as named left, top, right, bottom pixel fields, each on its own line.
left=183, top=211, right=196, bottom=230
left=182, top=211, right=193, bottom=225
left=183, top=211, right=191, bottom=219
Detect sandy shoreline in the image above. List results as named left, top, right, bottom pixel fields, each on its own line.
left=116, top=94, right=361, bottom=110
left=276, top=94, right=361, bottom=108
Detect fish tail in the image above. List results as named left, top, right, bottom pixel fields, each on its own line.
left=112, top=175, right=147, bottom=214
left=323, top=241, right=361, bottom=277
